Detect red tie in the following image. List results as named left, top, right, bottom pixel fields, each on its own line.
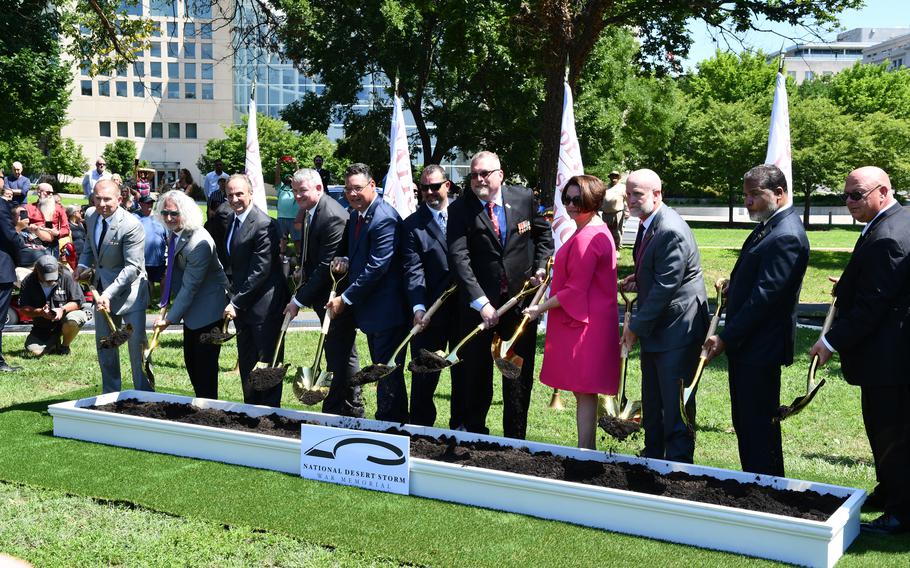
left=487, top=201, right=501, bottom=241
left=354, top=215, right=364, bottom=240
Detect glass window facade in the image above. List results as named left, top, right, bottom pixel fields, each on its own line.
left=151, top=122, right=163, bottom=138
left=117, top=121, right=128, bottom=137
left=167, top=62, right=179, bottom=78
left=185, top=83, right=197, bottom=99
left=116, top=81, right=127, bottom=97
left=201, top=43, right=213, bottom=60
left=98, top=81, right=110, bottom=96
left=168, top=123, right=180, bottom=138
left=185, top=123, right=197, bottom=138
left=134, top=122, right=146, bottom=137
left=201, top=83, right=213, bottom=100
left=99, top=121, right=111, bottom=137
left=167, top=82, right=180, bottom=99
left=81, top=80, right=92, bottom=96
left=150, top=62, right=162, bottom=77
left=119, top=0, right=142, bottom=17
left=184, top=63, right=196, bottom=79
left=150, top=82, right=162, bottom=97
left=149, top=0, right=177, bottom=18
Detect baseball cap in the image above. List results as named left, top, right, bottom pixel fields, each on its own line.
left=609, top=170, right=621, bottom=178
left=36, top=255, right=59, bottom=282
left=139, top=195, right=156, bottom=204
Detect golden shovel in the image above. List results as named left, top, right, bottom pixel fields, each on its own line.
left=776, top=283, right=837, bottom=422
left=493, top=257, right=553, bottom=379
left=90, top=287, right=133, bottom=349
left=602, top=289, right=641, bottom=420
left=140, top=306, right=168, bottom=389
left=293, top=270, right=345, bottom=405
left=351, top=284, right=457, bottom=386
left=200, top=315, right=236, bottom=345
left=680, top=277, right=729, bottom=432
left=249, top=311, right=294, bottom=391
left=411, top=278, right=541, bottom=370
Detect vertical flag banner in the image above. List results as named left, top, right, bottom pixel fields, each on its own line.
left=246, top=84, right=267, bottom=212
left=552, top=81, right=583, bottom=251
left=765, top=61, right=792, bottom=204
left=383, top=94, right=417, bottom=219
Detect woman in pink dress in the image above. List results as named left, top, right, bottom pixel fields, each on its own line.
left=524, top=175, right=620, bottom=449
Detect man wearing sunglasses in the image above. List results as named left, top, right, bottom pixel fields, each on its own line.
left=702, top=164, right=809, bottom=478
left=809, top=166, right=910, bottom=536
left=401, top=165, right=464, bottom=428
left=447, top=151, right=553, bottom=439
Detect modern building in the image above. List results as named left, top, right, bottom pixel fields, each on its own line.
left=62, top=0, right=234, bottom=187
left=863, top=32, right=910, bottom=69
left=771, top=27, right=910, bottom=83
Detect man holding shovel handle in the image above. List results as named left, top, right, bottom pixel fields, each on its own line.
left=808, top=167, right=910, bottom=537
left=702, top=164, right=809, bottom=478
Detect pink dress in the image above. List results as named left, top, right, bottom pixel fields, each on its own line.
left=539, top=223, right=620, bottom=395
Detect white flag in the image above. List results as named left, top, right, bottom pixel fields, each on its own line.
left=383, top=94, right=417, bottom=219
left=552, top=82, right=583, bottom=251
left=765, top=67, right=792, bottom=204
left=246, top=88, right=267, bottom=212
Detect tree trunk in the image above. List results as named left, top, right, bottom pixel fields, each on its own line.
left=803, top=189, right=812, bottom=230
left=537, top=64, right=568, bottom=202
left=728, top=186, right=734, bottom=225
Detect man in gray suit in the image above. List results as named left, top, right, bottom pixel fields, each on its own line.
left=76, top=179, right=151, bottom=393
left=152, top=191, right=229, bottom=399
left=621, top=169, right=708, bottom=463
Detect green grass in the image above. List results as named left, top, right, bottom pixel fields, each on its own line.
left=692, top=225, right=862, bottom=250
left=0, top=327, right=908, bottom=566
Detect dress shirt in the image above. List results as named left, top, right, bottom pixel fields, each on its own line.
left=471, top=190, right=507, bottom=311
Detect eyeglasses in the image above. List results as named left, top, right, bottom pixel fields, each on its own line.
left=839, top=185, right=880, bottom=202
left=96, top=163, right=106, bottom=167
left=344, top=184, right=369, bottom=194
left=160, top=210, right=180, bottom=217
left=561, top=193, right=583, bottom=207
left=468, top=169, right=501, bottom=181
left=420, top=181, right=447, bottom=192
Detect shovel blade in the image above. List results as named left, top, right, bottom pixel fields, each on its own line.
left=601, top=395, right=621, bottom=418
left=776, top=379, right=826, bottom=422
left=494, top=350, right=523, bottom=379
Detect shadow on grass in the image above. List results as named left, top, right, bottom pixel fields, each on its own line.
left=809, top=250, right=853, bottom=271
left=0, top=388, right=96, bottom=415
left=848, top=533, right=910, bottom=555
left=802, top=453, right=874, bottom=469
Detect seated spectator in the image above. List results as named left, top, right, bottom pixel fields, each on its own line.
left=18, top=256, right=87, bottom=356
left=12, top=205, right=54, bottom=282
left=63, top=205, right=86, bottom=271
left=134, top=195, right=166, bottom=301
left=25, top=183, right=69, bottom=257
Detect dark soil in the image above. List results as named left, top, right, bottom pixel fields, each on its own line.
left=90, top=399, right=846, bottom=521
left=199, top=327, right=235, bottom=345
left=494, top=357, right=521, bottom=379
left=408, top=349, right=450, bottom=373
left=296, top=388, right=328, bottom=406
left=100, top=325, right=133, bottom=349
left=598, top=415, right=641, bottom=441
left=250, top=365, right=288, bottom=391
left=350, top=364, right=393, bottom=386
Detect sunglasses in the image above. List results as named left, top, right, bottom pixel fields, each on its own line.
left=160, top=210, right=180, bottom=217
left=839, top=185, right=880, bottom=202
left=420, top=181, right=446, bottom=192
left=561, top=193, right=583, bottom=207
left=468, top=169, right=500, bottom=181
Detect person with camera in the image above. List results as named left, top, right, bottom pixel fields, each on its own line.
left=18, top=256, right=87, bottom=356
left=25, top=183, right=69, bottom=258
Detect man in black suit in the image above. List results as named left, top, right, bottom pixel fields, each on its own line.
left=810, top=166, right=910, bottom=536
left=703, top=164, right=809, bottom=477
left=283, top=168, right=362, bottom=417
left=223, top=174, right=290, bottom=407
left=326, top=163, right=409, bottom=423
left=402, top=165, right=464, bottom=428
left=0, top=197, right=21, bottom=372
left=447, top=151, right=553, bottom=439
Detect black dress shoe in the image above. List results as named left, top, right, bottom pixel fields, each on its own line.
left=0, top=362, right=22, bottom=372
left=861, top=514, right=910, bottom=536
left=862, top=489, right=888, bottom=512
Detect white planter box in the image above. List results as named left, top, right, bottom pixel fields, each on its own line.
left=49, top=391, right=864, bottom=567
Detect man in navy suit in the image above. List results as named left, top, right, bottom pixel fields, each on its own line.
left=621, top=169, right=708, bottom=463
left=284, top=168, right=363, bottom=417
left=447, top=151, right=553, bottom=439
left=223, top=175, right=290, bottom=407
left=0, top=197, right=20, bottom=372
left=703, top=164, right=809, bottom=477
left=327, top=163, right=408, bottom=423
left=402, top=165, right=464, bottom=428
left=810, top=166, right=910, bottom=536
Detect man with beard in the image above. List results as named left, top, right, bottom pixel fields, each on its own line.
left=26, top=183, right=69, bottom=257
left=702, top=164, right=809, bottom=477
left=620, top=169, right=708, bottom=463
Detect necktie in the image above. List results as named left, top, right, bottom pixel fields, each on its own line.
left=632, top=221, right=645, bottom=261
left=438, top=211, right=447, bottom=237
left=96, top=218, right=108, bottom=249
left=487, top=201, right=501, bottom=243
left=227, top=217, right=240, bottom=255
left=160, top=233, right=177, bottom=308
left=301, top=211, right=312, bottom=266
left=354, top=215, right=364, bottom=240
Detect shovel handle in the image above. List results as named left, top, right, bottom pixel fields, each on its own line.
left=270, top=311, right=294, bottom=367
left=89, top=287, right=117, bottom=330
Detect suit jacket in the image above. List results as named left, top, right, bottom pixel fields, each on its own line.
left=826, top=204, right=910, bottom=386
left=225, top=206, right=289, bottom=324
left=629, top=205, right=708, bottom=352
left=78, top=207, right=149, bottom=315
left=447, top=185, right=553, bottom=307
left=204, top=201, right=233, bottom=270
left=0, top=200, right=18, bottom=284
left=340, top=196, right=406, bottom=333
left=402, top=204, right=453, bottom=313
left=164, top=228, right=229, bottom=329
left=294, top=194, right=348, bottom=308
left=720, top=207, right=810, bottom=366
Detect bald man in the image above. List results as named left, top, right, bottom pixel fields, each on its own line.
left=620, top=169, right=708, bottom=463
left=809, top=166, right=910, bottom=536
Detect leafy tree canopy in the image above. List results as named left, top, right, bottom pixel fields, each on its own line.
left=102, top=138, right=139, bottom=176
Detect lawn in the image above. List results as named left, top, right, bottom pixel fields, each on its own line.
left=1, top=326, right=908, bottom=567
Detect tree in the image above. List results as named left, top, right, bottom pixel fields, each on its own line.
left=826, top=62, right=910, bottom=119
left=0, top=137, right=44, bottom=178
left=198, top=113, right=335, bottom=180
left=44, top=137, right=88, bottom=180
left=102, top=139, right=139, bottom=177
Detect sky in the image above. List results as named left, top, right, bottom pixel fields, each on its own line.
left=681, top=0, right=910, bottom=70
